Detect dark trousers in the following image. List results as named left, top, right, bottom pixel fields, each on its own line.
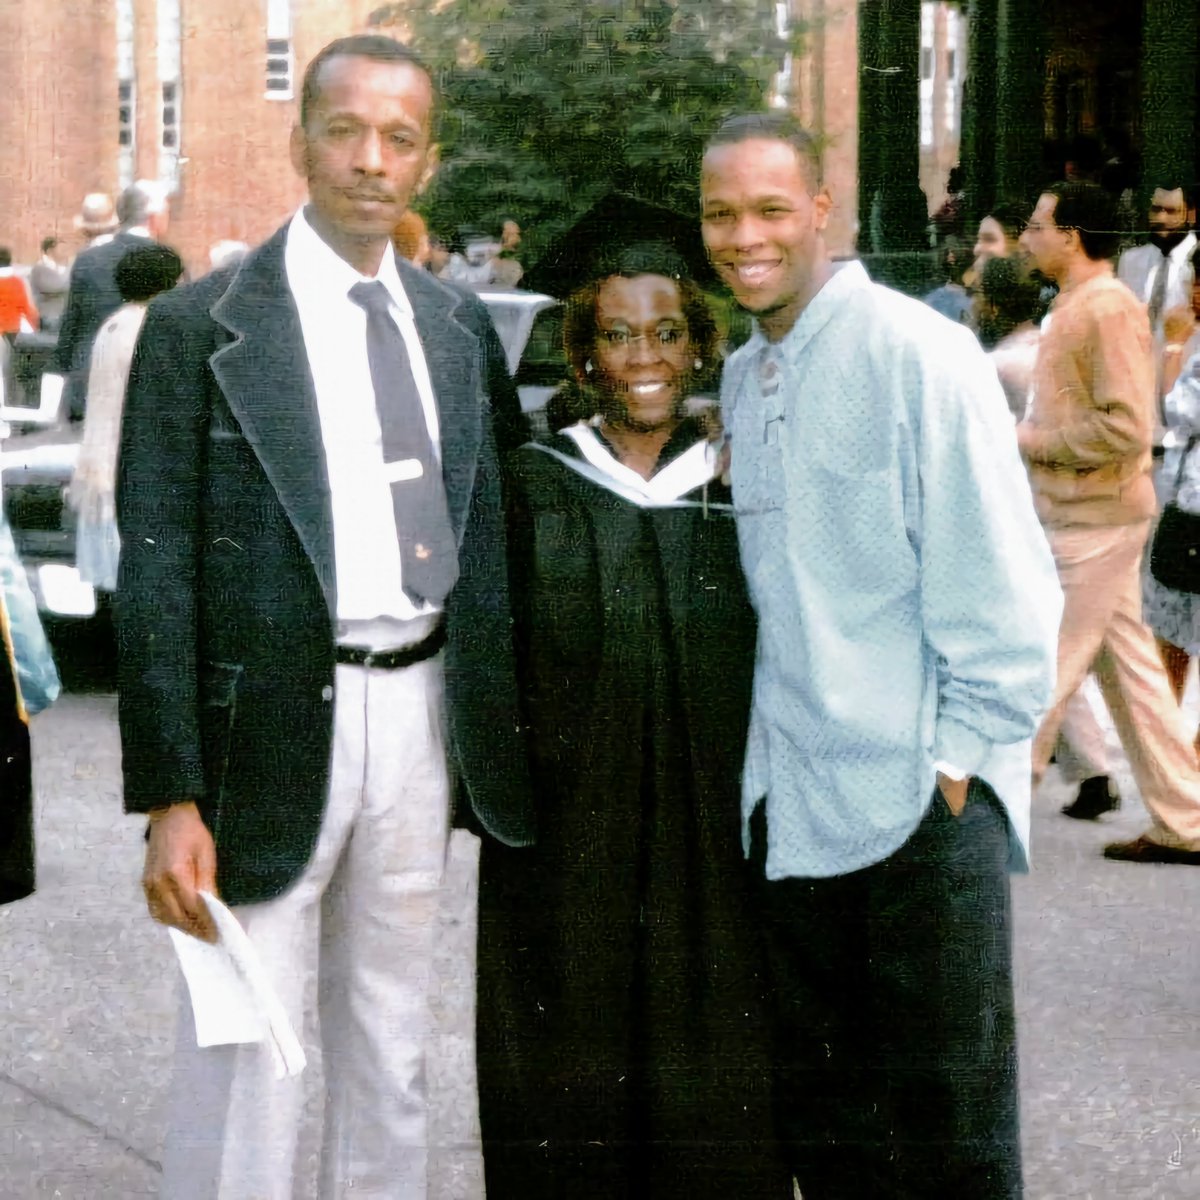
left=750, top=780, right=1022, bottom=1200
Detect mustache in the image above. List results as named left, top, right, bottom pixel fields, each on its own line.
left=342, top=188, right=397, bottom=202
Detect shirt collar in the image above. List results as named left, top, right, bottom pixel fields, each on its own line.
left=124, top=225, right=153, bottom=240
left=1169, top=231, right=1198, bottom=263
left=749, top=259, right=868, bottom=365
left=286, top=206, right=411, bottom=316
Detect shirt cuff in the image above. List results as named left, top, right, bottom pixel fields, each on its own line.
left=933, top=718, right=990, bottom=780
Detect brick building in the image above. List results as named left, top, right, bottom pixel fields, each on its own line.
left=0, top=0, right=382, bottom=273
left=776, top=0, right=965, bottom=256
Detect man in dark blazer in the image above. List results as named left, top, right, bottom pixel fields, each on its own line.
left=116, top=34, right=532, bottom=1200
left=54, top=179, right=171, bottom=422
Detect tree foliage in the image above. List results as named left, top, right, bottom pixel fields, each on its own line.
left=371, top=0, right=785, bottom=258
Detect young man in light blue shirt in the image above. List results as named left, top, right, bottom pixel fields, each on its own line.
left=700, top=112, right=1062, bottom=1198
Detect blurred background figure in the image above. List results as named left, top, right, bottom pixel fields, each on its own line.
left=55, top=179, right=174, bottom=423
left=930, top=164, right=966, bottom=243
left=29, top=237, right=71, bottom=331
left=68, top=243, right=184, bottom=592
left=922, top=236, right=972, bottom=324
left=443, top=228, right=498, bottom=284
left=968, top=201, right=1029, bottom=288
left=1144, top=243, right=1200, bottom=744
left=977, top=252, right=1043, bottom=418
left=0, top=248, right=39, bottom=338
left=491, top=217, right=524, bottom=286
left=1118, top=180, right=1196, bottom=330
left=71, top=192, right=119, bottom=249
left=208, top=239, right=249, bottom=272
left=391, top=209, right=431, bottom=268
left=426, top=233, right=452, bottom=277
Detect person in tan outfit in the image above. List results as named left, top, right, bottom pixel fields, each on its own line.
left=1019, top=180, right=1200, bottom=864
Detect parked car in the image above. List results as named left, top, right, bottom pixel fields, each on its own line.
left=0, top=285, right=566, bottom=625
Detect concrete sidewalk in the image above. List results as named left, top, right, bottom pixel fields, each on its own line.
left=4, top=689, right=1200, bottom=1198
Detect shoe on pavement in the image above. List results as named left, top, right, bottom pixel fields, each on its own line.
left=1061, top=775, right=1120, bottom=820
left=1103, top=836, right=1200, bottom=865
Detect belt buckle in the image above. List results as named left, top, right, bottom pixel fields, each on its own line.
left=361, top=648, right=381, bottom=669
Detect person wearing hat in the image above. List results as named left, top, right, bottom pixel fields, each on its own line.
left=55, top=180, right=173, bottom=422
left=476, top=210, right=791, bottom=1198
left=73, top=191, right=120, bottom=247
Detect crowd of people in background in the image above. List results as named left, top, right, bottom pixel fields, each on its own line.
left=922, top=167, right=1200, bottom=863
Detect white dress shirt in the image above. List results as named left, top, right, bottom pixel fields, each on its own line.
left=1118, top=233, right=1197, bottom=330
left=284, top=207, right=441, bottom=630
left=724, top=262, right=1062, bottom=880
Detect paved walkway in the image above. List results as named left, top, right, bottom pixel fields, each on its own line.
left=2, top=685, right=1199, bottom=1198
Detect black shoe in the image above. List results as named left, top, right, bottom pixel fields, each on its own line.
left=1061, top=775, right=1120, bottom=820
left=1104, top=835, right=1200, bottom=865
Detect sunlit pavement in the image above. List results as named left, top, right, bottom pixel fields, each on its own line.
left=2, top=673, right=1199, bottom=1198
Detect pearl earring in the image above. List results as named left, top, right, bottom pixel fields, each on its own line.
left=585, top=360, right=594, bottom=374
left=694, top=358, right=703, bottom=370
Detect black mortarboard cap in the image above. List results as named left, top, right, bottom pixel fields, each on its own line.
left=523, top=192, right=713, bottom=299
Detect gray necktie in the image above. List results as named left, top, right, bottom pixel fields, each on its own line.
left=1148, top=254, right=1170, bottom=332
left=348, top=280, right=458, bottom=607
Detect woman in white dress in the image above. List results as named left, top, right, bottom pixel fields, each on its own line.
left=69, top=242, right=183, bottom=590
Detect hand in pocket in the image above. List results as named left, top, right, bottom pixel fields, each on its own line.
left=937, top=772, right=970, bottom=817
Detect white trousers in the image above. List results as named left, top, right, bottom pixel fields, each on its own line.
left=160, top=656, right=452, bottom=1200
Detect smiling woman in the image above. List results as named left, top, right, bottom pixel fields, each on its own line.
left=476, top=226, right=791, bottom=1198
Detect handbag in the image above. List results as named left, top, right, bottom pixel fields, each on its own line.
left=0, top=514, right=60, bottom=715
left=1150, top=435, right=1200, bottom=594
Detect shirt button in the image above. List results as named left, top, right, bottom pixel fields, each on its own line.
left=321, top=684, right=334, bottom=702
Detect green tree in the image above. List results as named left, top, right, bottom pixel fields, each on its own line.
left=370, top=0, right=786, bottom=258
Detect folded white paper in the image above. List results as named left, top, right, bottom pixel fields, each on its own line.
left=168, top=890, right=307, bottom=1079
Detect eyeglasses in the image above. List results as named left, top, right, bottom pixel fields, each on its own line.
left=597, top=326, right=690, bottom=351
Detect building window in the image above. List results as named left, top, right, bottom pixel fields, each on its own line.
left=944, top=7, right=961, bottom=135
left=159, top=0, right=182, bottom=185
left=116, top=0, right=136, bottom=189
left=919, top=2, right=935, bottom=148
left=265, top=0, right=293, bottom=100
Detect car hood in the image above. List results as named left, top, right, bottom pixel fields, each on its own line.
left=0, top=425, right=80, bottom=484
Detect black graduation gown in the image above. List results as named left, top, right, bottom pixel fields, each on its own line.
left=477, top=423, right=791, bottom=1198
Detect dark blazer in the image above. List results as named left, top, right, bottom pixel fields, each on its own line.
left=115, top=225, right=535, bottom=906
left=54, top=231, right=154, bottom=420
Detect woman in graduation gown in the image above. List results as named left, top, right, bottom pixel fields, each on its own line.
left=477, top=240, right=791, bottom=1198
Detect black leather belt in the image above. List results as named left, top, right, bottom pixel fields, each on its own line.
left=336, top=621, right=446, bottom=669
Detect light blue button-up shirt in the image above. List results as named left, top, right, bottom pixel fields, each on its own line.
left=725, top=262, right=1062, bottom=880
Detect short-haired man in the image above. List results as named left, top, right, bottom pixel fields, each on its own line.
left=117, top=35, right=531, bottom=1198
left=29, top=237, right=71, bottom=330
left=700, top=112, right=1062, bottom=1197
left=1118, top=181, right=1196, bottom=335
left=55, top=178, right=173, bottom=421
left=1018, top=182, right=1200, bottom=865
